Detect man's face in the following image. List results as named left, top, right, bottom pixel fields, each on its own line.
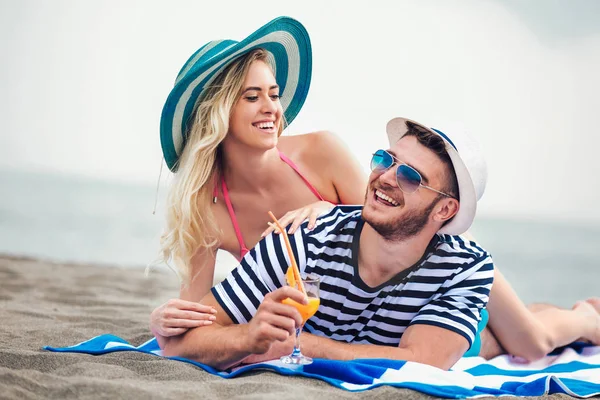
left=362, top=135, right=450, bottom=241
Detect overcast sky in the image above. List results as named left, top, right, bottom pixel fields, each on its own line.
left=1, top=0, right=599, bottom=225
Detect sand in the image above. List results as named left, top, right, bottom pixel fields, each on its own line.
left=0, top=255, right=571, bottom=399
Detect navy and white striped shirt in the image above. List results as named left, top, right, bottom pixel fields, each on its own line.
left=212, top=206, right=494, bottom=347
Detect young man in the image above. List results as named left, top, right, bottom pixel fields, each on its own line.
left=163, top=117, right=494, bottom=370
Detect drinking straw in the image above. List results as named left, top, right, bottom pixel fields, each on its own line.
left=267, top=212, right=306, bottom=295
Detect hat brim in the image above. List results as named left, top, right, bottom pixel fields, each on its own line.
left=386, top=117, right=476, bottom=235
left=160, top=17, right=312, bottom=171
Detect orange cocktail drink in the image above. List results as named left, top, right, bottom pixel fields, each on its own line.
left=282, top=297, right=320, bottom=323
left=267, top=211, right=319, bottom=365
left=280, top=276, right=320, bottom=365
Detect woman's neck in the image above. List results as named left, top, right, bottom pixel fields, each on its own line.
left=220, top=140, right=282, bottom=193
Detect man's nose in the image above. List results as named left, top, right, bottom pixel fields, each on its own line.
left=379, top=166, right=398, bottom=187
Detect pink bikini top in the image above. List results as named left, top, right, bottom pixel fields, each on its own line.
left=216, top=150, right=326, bottom=259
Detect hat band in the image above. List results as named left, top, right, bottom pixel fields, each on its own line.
left=431, top=128, right=457, bottom=151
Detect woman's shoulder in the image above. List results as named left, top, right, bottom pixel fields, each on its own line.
left=278, top=130, right=331, bottom=146
left=278, top=130, right=347, bottom=165
left=279, top=130, right=367, bottom=205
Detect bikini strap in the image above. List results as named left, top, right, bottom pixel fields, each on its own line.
left=220, top=176, right=250, bottom=259
left=217, top=151, right=324, bottom=260
left=278, top=151, right=325, bottom=201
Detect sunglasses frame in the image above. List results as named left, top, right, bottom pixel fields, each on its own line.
left=371, top=149, right=456, bottom=199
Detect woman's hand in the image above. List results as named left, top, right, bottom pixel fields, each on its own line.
left=261, top=201, right=335, bottom=237
left=150, top=298, right=217, bottom=338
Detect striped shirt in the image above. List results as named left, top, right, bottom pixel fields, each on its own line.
left=212, top=206, right=494, bottom=347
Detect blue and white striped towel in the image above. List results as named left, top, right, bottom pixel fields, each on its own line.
left=44, top=335, right=600, bottom=398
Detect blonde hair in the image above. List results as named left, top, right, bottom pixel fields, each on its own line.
left=160, top=48, right=284, bottom=283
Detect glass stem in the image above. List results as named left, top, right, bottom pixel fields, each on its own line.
left=291, top=325, right=303, bottom=357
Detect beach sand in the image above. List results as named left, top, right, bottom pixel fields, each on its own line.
left=0, top=255, right=569, bottom=399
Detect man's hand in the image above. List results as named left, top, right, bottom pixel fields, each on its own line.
left=243, top=286, right=307, bottom=354
left=241, top=335, right=295, bottom=364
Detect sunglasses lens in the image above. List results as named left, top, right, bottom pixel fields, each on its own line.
left=397, top=164, right=421, bottom=193
left=370, top=150, right=393, bottom=172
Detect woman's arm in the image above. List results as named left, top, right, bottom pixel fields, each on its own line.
left=181, top=245, right=218, bottom=301
left=150, top=245, right=219, bottom=349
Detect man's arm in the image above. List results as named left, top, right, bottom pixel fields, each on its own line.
left=162, top=286, right=306, bottom=370
left=161, top=291, right=249, bottom=370
left=300, top=323, right=469, bottom=370
left=295, top=252, right=493, bottom=370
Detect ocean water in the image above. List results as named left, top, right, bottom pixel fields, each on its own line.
left=1, top=169, right=598, bottom=307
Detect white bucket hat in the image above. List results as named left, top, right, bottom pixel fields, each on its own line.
left=386, top=117, right=487, bottom=235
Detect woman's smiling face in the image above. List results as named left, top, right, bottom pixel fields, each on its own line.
left=227, top=60, right=283, bottom=150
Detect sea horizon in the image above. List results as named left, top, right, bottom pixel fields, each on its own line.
left=1, top=168, right=598, bottom=308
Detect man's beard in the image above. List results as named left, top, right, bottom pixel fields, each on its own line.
left=363, top=195, right=441, bottom=242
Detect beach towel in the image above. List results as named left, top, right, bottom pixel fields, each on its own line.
left=45, top=335, right=600, bottom=398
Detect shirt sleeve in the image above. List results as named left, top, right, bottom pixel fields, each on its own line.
left=211, top=228, right=307, bottom=324
left=409, top=253, right=495, bottom=346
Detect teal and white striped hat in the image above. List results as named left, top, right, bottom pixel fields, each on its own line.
left=160, top=17, right=312, bottom=172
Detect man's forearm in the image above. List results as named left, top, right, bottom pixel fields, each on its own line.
left=162, top=324, right=252, bottom=370
left=301, top=333, right=413, bottom=360
left=301, top=333, right=454, bottom=370
left=303, top=322, right=470, bottom=370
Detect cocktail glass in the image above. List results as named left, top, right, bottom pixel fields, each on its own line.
left=280, top=277, right=320, bottom=365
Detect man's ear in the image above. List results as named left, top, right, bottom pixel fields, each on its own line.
left=432, top=198, right=459, bottom=224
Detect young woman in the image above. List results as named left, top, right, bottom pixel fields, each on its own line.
left=151, top=18, right=366, bottom=348
left=151, top=17, right=599, bottom=361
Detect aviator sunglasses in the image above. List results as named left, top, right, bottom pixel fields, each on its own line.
left=370, top=149, right=455, bottom=198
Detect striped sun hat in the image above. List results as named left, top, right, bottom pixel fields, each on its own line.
left=160, top=17, right=312, bottom=172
